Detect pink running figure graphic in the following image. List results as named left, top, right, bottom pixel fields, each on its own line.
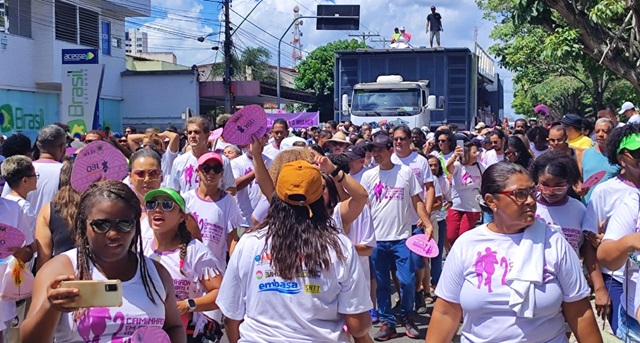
left=184, top=164, right=195, bottom=187
left=373, top=181, right=386, bottom=202
left=77, top=307, right=112, bottom=342
left=473, top=247, right=500, bottom=293
left=500, top=256, right=509, bottom=285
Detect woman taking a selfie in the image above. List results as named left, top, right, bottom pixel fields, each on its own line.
left=21, top=180, right=185, bottom=343
left=143, top=188, right=224, bottom=342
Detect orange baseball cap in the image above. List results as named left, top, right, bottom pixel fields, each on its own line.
left=276, top=161, right=323, bottom=217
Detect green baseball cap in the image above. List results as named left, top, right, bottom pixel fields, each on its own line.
left=618, top=132, right=640, bottom=154
left=144, top=188, right=186, bottom=212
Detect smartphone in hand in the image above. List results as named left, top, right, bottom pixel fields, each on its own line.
left=59, top=280, right=122, bottom=308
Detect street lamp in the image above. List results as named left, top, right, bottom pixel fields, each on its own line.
left=197, top=32, right=218, bottom=42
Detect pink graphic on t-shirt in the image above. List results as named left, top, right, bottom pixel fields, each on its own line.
left=474, top=247, right=499, bottom=293
left=184, top=165, right=195, bottom=187
left=77, top=307, right=112, bottom=342
left=500, top=256, right=509, bottom=286
left=244, top=167, right=253, bottom=175
left=373, top=181, right=386, bottom=202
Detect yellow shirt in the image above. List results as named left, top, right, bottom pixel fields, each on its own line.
left=568, top=135, right=594, bottom=150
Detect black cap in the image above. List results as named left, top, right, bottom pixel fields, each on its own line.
left=367, top=135, right=393, bottom=149
left=343, top=144, right=366, bottom=159
left=431, top=5, right=436, bottom=9
left=560, top=113, right=583, bottom=128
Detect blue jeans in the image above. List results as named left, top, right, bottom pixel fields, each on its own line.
left=411, top=227, right=425, bottom=270
left=372, top=240, right=415, bottom=326
left=616, top=301, right=640, bottom=342
left=603, top=273, right=624, bottom=334
left=430, top=219, right=447, bottom=286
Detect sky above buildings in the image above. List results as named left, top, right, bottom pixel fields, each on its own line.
left=129, top=0, right=516, bottom=117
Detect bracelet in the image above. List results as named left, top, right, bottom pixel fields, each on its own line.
left=337, top=170, right=346, bottom=183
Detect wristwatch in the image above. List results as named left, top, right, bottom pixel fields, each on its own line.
left=330, top=166, right=341, bottom=177
left=187, top=298, right=196, bottom=312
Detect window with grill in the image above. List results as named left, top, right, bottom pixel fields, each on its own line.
left=4, top=0, right=32, bottom=37
left=79, top=7, right=98, bottom=47
left=55, top=1, right=77, bottom=43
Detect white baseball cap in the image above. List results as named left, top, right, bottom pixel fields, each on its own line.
left=619, top=101, right=635, bottom=114
left=400, top=26, right=406, bottom=30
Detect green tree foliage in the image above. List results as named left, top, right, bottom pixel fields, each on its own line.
left=295, top=39, right=367, bottom=121
left=206, top=47, right=276, bottom=84
left=477, top=0, right=640, bottom=118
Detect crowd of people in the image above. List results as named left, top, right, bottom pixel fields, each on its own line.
left=1, top=103, right=640, bottom=342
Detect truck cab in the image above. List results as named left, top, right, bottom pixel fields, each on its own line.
left=344, top=75, right=438, bottom=128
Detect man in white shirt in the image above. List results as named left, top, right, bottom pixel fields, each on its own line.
left=2, top=125, right=66, bottom=217
left=169, top=117, right=236, bottom=195
left=231, top=143, right=271, bottom=227
left=483, top=129, right=506, bottom=166
left=620, top=101, right=640, bottom=124
left=262, top=119, right=289, bottom=160
left=361, top=134, right=433, bottom=340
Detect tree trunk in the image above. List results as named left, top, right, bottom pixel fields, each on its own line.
left=544, top=0, right=640, bottom=93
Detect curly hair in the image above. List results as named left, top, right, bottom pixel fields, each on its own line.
left=73, top=180, right=164, bottom=321
left=529, top=150, right=581, bottom=186
left=51, top=160, right=81, bottom=230
left=606, top=123, right=640, bottom=166
left=328, top=153, right=351, bottom=174
left=254, top=197, right=345, bottom=280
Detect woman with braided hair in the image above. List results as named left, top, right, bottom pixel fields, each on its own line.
left=142, top=188, right=224, bottom=342
left=21, top=180, right=185, bottom=343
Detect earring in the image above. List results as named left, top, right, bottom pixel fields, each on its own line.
left=492, top=207, right=498, bottom=212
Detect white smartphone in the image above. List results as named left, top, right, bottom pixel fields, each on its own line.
left=456, top=140, right=464, bottom=148
left=60, top=280, right=123, bottom=308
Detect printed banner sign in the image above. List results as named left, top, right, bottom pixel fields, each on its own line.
left=266, top=112, right=319, bottom=129
left=61, top=62, right=104, bottom=137
left=101, top=22, right=111, bottom=56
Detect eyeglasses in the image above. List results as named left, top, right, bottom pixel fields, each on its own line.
left=89, top=218, right=136, bottom=234
left=145, top=200, right=176, bottom=212
left=538, top=184, right=567, bottom=195
left=132, top=169, right=162, bottom=180
left=496, top=188, right=537, bottom=202
left=394, top=136, right=409, bottom=142
left=626, top=149, right=640, bottom=159
left=25, top=174, right=38, bottom=179
left=199, top=164, right=223, bottom=174
left=505, top=151, right=520, bottom=157
left=84, top=139, right=97, bottom=144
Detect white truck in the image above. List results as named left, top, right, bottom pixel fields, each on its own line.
left=342, top=75, right=442, bottom=128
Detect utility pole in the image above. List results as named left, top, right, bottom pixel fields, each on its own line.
left=348, top=31, right=379, bottom=45
left=223, top=0, right=232, bottom=113
left=371, top=38, right=390, bottom=48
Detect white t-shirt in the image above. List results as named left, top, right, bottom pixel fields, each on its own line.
left=360, top=164, right=422, bottom=241
left=435, top=175, right=451, bottom=222
left=262, top=142, right=281, bottom=161
left=583, top=176, right=637, bottom=282
left=55, top=249, right=166, bottom=342
left=450, top=162, right=484, bottom=212
left=0, top=197, right=32, bottom=325
left=392, top=151, right=434, bottom=225
left=2, top=159, right=62, bottom=217
left=628, top=114, right=640, bottom=124
left=349, top=167, right=369, bottom=185
left=436, top=223, right=590, bottom=343
left=183, top=190, right=243, bottom=267
left=251, top=196, right=269, bottom=224
left=213, top=140, right=235, bottom=155
left=535, top=197, right=586, bottom=255
left=603, top=191, right=640, bottom=318
left=529, top=144, right=549, bottom=159
left=216, top=229, right=372, bottom=343
left=160, top=149, right=179, bottom=188
left=3, top=194, right=36, bottom=242
left=332, top=203, right=376, bottom=283
left=483, top=149, right=504, bottom=167
left=169, top=151, right=235, bottom=194
left=231, top=154, right=271, bottom=227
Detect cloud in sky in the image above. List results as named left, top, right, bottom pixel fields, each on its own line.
left=136, top=0, right=514, bottom=115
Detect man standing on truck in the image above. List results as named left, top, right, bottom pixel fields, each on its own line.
left=426, top=6, right=443, bottom=48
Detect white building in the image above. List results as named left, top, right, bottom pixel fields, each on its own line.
left=125, top=28, right=148, bottom=55
left=0, top=0, right=150, bottom=140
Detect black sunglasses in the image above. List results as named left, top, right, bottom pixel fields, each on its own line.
left=199, top=164, right=223, bottom=174
left=145, top=200, right=176, bottom=212
left=89, top=218, right=136, bottom=234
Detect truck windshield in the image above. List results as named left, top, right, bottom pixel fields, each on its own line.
left=352, top=89, right=420, bottom=115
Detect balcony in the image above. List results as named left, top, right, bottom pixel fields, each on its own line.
left=94, top=0, right=150, bottom=17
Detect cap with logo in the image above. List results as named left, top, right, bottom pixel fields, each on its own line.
left=617, top=133, right=640, bottom=153
left=276, top=161, right=323, bottom=217
left=619, top=101, right=636, bottom=115
left=197, top=152, right=223, bottom=167
left=560, top=114, right=583, bottom=128
left=144, top=188, right=186, bottom=213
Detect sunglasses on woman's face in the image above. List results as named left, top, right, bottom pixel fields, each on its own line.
left=145, top=200, right=175, bottom=212
left=199, top=164, right=223, bottom=174
left=132, top=169, right=162, bottom=180
left=89, top=218, right=136, bottom=234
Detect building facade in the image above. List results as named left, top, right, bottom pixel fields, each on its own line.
left=125, top=28, right=148, bottom=55
left=0, top=0, right=150, bottom=140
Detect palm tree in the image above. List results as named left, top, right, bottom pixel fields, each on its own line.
left=207, top=47, right=276, bottom=84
